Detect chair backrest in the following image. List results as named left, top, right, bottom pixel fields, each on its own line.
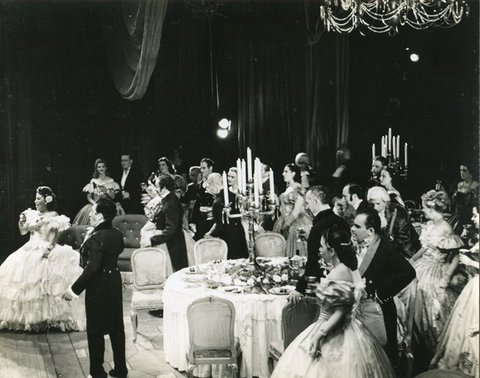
left=57, top=225, right=89, bottom=250
left=194, top=238, right=228, bottom=265
left=282, top=297, right=321, bottom=348
left=131, top=247, right=168, bottom=291
left=187, top=296, right=236, bottom=362
left=254, top=232, right=286, bottom=257
left=113, top=214, right=148, bottom=248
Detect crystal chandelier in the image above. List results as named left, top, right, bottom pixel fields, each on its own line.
left=319, top=0, right=469, bottom=35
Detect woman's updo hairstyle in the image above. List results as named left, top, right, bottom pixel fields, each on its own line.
left=286, top=163, right=302, bottom=184
left=36, top=186, right=57, bottom=211
left=422, top=189, right=451, bottom=214
left=92, top=158, right=110, bottom=178
left=324, top=224, right=357, bottom=271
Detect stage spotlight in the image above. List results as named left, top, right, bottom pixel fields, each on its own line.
left=217, top=129, right=228, bottom=138
left=410, top=53, right=419, bottom=62
left=218, top=118, right=231, bottom=129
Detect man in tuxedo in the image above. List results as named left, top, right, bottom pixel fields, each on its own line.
left=63, top=198, right=127, bottom=378
left=343, top=183, right=370, bottom=214
left=189, top=157, right=215, bottom=240
left=182, top=165, right=202, bottom=223
left=150, top=174, right=188, bottom=271
left=288, top=185, right=350, bottom=304
left=351, top=207, right=416, bottom=362
left=115, top=153, right=144, bottom=214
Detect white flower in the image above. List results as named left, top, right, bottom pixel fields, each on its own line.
left=45, top=195, right=53, bottom=203
left=281, top=274, right=288, bottom=282
left=246, top=278, right=255, bottom=286
left=233, top=278, right=243, bottom=286
left=272, top=274, right=282, bottom=283
left=262, top=278, right=270, bottom=285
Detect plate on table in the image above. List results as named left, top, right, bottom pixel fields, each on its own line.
left=219, top=286, right=244, bottom=294
left=268, top=285, right=295, bottom=295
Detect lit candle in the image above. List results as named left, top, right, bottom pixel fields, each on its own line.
left=241, top=159, right=247, bottom=193
left=236, top=159, right=242, bottom=194
left=269, top=170, right=274, bottom=201
left=392, top=136, right=396, bottom=160
left=396, top=135, right=400, bottom=161
left=372, top=143, right=375, bottom=162
left=404, top=143, right=408, bottom=167
left=247, top=147, right=252, bottom=181
left=254, top=174, right=259, bottom=207
left=223, top=171, right=229, bottom=206
left=388, top=128, right=392, bottom=154
left=255, top=158, right=263, bottom=194
left=381, top=136, right=385, bottom=157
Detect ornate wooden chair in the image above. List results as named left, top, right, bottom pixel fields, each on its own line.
left=414, top=370, right=471, bottom=377
left=268, top=297, right=321, bottom=373
left=194, top=238, right=228, bottom=265
left=254, top=232, right=286, bottom=257
left=130, top=246, right=167, bottom=342
left=187, top=296, right=242, bottom=378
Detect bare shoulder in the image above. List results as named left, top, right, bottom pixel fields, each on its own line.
left=328, top=264, right=353, bottom=283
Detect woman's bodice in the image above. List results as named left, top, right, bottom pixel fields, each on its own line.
left=82, top=177, right=120, bottom=199
left=279, top=183, right=304, bottom=216
left=316, top=279, right=358, bottom=324
left=419, top=221, right=463, bottom=263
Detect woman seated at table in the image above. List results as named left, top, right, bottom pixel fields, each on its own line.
left=379, top=167, right=405, bottom=207
left=273, top=163, right=312, bottom=257
left=205, top=167, right=248, bottom=260
left=271, top=226, right=395, bottom=378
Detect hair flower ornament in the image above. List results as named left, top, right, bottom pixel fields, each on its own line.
left=45, top=195, right=53, bottom=204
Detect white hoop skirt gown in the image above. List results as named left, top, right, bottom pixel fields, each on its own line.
left=271, top=276, right=395, bottom=378
left=0, top=234, right=86, bottom=331
left=434, top=274, right=479, bottom=377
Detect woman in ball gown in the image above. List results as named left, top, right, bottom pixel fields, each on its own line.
left=398, top=189, right=464, bottom=354
left=74, top=158, right=121, bottom=225
left=0, top=186, right=86, bottom=331
left=206, top=167, right=248, bottom=260
left=273, top=163, right=312, bottom=257
left=271, top=226, right=395, bottom=378
left=449, top=163, right=479, bottom=235
left=430, top=206, right=479, bottom=377
left=380, top=167, right=405, bottom=207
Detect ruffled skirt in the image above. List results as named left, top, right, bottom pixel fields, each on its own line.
left=0, top=241, right=86, bottom=332
left=271, top=317, right=395, bottom=378
left=433, top=275, right=479, bottom=377
left=398, top=257, right=459, bottom=352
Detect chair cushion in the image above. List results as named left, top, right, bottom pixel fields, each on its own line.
left=192, top=337, right=241, bottom=359
left=57, top=225, right=88, bottom=250
left=131, top=290, right=163, bottom=309
left=112, top=214, right=147, bottom=249
left=268, top=340, right=284, bottom=361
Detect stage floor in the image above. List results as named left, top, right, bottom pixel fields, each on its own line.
left=0, top=284, right=186, bottom=378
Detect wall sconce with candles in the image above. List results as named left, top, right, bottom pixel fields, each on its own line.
left=222, top=147, right=277, bottom=267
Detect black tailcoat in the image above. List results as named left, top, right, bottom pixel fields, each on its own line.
left=115, top=167, right=144, bottom=214
left=150, top=191, right=188, bottom=271
left=296, top=208, right=350, bottom=294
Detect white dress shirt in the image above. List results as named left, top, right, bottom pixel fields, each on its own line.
left=121, top=168, right=130, bottom=189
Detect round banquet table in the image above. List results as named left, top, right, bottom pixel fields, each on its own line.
left=163, top=259, right=289, bottom=378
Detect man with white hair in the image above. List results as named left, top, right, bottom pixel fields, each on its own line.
left=294, top=152, right=318, bottom=190
left=367, top=186, right=417, bottom=257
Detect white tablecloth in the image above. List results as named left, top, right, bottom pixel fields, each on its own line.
left=163, top=261, right=288, bottom=378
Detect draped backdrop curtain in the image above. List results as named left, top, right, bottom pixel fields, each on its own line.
left=222, top=2, right=350, bottom=179
left=103, top=0, right=168, bottom=101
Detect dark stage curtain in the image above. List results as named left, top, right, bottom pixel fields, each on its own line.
left=103, top=0, right=168, bottom=101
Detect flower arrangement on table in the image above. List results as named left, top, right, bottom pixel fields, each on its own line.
left=202, top=257, right=305, bottom=293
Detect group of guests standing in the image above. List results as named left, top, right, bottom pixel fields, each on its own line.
left=0, top=149, right=477, bottom=378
